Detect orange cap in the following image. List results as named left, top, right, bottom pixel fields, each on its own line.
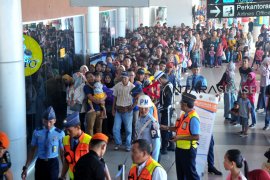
left=92, top=133, right=108, bottom=143
left=0, top=131, right=10, bottom=149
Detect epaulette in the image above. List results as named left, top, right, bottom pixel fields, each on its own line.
left=55, top=128, right=62, bottom=133
left=35, top=127, right=43, bottom=131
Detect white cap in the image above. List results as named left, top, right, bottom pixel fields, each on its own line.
left=137, top=95, right=152, bottom=108
left=154, top=70, right=164, bottom=81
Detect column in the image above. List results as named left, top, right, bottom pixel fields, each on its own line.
left=61, top=18, right=67, bottom=30
left=127, top=8, right=134, bottom=31
left=241, top=17, right=249, bottom=34
left=87, top=7, right=100, bottom=55
left=140, top=7, right=150, bottom=27
left=73, top=16, right=84, bottom=54
left=133, top=8, right=140, bottom=30
left=117, top=8, right=126, bottom=38
left=0, top=0, right=26, bottom=179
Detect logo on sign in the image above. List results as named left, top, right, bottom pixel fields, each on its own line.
left=23, top=35, right=43, bottom=76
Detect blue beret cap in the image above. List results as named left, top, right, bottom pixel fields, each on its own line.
left=63, top=112, right=80, bottom=128
left=131, top=84, right=143, bottom=97
left=43, top=106, right=56, bottom=120
left=121, top=71, right=129, bottom=77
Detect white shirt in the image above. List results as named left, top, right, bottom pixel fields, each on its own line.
left=137, top=158, right=167, bottom=180
left=113, top=81, right=135, bottom=106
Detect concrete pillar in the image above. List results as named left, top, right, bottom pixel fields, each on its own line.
left=0, top=0, right=26, bottom=179
left=73, top=16, right=84, bottom=54
left=61, top=18, right=67, bottom=30
left=242, top=17, right=249, bottom=34
left=133, top=8, right=140, bottom=30
left=117, top=8, right=126, bottom=38
left=87, top=7, right=100, bottom=55
left=140, top=7, right=150, bottom=27
left=128, top=8, right=134, bottom=31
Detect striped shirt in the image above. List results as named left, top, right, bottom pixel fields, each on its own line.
left=113, top=81, right=135, bottom=107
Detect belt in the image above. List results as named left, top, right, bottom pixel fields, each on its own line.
left=38, top=157, right=58, bottom=162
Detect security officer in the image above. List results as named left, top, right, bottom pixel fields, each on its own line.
left=161, top=92, right=200, bottom=180
left=186, top=64, right=222, bottom=175
left=59, top=112, right=92, bottom=180
left=186, top=63, right=207, bottom=92
left=0, top=131, right=12, bottom=180
left=135, top=95, right=161, bottom=161
left=74, top=133, right=110, bottom=180
left=21, top=106, right=65, bottom=180
left=154, top=71, right=173, bottom=154
left=128, top=139, right=167, bottom=180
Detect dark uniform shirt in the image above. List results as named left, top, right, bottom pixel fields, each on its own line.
left=74, top=150, right=105, bottom=180
left=0, top=151, right=11, bottom=180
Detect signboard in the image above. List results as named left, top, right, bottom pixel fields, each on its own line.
left=70, top=0, right=149, bottom=7
left=23, top=35, right=43, bottom=76
left=207, top=0, right=270, bottom=18
left=190, top=92, right=219, bottom=178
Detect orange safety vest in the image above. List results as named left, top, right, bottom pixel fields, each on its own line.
left=175, top=110, right=199, bottom=149
left=152, top=103, right=158, bottom=121
left=128, top=157, right=162, bottom=180
left=63, top=132, right=92, bottom=179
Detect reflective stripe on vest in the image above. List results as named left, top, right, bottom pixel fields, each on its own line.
left=63, top=133, right=91, bottom=180
left=128, top=157, right=162, bottom=180
left=175, top=110, right=199, bottom=149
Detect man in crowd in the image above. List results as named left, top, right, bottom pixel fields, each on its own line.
left=59, top=112, right=92, bottom=180
left=186, top=64, right=222, bottom=175
left=128, top=139, right=167, bottom=180
left=161, top=92, right=200, bottom=179
left=112, top=71, right=135, bottom=151
left=21, top=106, right=65, bottom=180
left=154, top=71, right=174, bottom=154
left=74, top=133, right=111, bottom=180
left=135, top=95, right=161, bottom=161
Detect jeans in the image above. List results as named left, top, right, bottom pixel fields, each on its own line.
left=113, top=110, right=133, bottom=148
left=210, top=56, right=215, bottom=66
left=226, top=51, right=231, bottom=63
left=250, top=102, right=256, bottom=125
left=265, top=110, right=270, bottom=127
left=224, top=92, right=236, bottom=119
left=257, top=86, right=266, bottom=110
left=132, top=110, right=139, bottom=140
left=216, top=56, right=222, bottom=66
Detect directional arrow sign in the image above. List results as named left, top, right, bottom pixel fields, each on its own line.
left=210, top=6, right=221, bottom=17
left=207, top=5, right=223, bottom=18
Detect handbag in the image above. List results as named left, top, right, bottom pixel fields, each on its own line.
left=70, top=103, right=82, bottom=112
left=221, top=51, right=226, bottom=60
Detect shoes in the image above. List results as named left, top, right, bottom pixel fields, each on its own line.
left=160, top=149, right=168, bottom=155
left=249, top=124, right=255, bottom=128
left=114, top=145, right=120, bottom=151
left=125, top=147, right=131, bottom=152
left=233, top=123, right=239, bottom=126
left=240, top=133, right=248, bottom=137
left=263, top=126, right=270, bottom=130
left=237, top=131, right=243, bottom=134
left=208, top=167, right=222, bottom=176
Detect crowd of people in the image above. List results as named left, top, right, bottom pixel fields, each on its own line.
left=1, top=18, right=270, bottom=179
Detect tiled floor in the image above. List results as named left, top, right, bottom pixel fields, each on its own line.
left=27, top=63, right=270, bottom=180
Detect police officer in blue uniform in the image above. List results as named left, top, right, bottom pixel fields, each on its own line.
left=186, top=64, right=222, bottom=176
left=21, top=106, right=65, bottom=180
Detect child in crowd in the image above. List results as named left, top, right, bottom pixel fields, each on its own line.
left=262, top=148, right=270, bottom=174
left=209, top=44, right=215, bottom=68
left=216, top=42, right=223, bottom=68
left=224, top=149, right=248, bottom=180
left=243, top=46, right=249, bottom=59
left=88, top=72, right=107, bottom=118
left=0, top=131, right=12, bottom=180
left=238, top=91, right=252, bottom=137
left=254, top=46, right=264, bottom=70
left=230, top=101, right=240, bottom=126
